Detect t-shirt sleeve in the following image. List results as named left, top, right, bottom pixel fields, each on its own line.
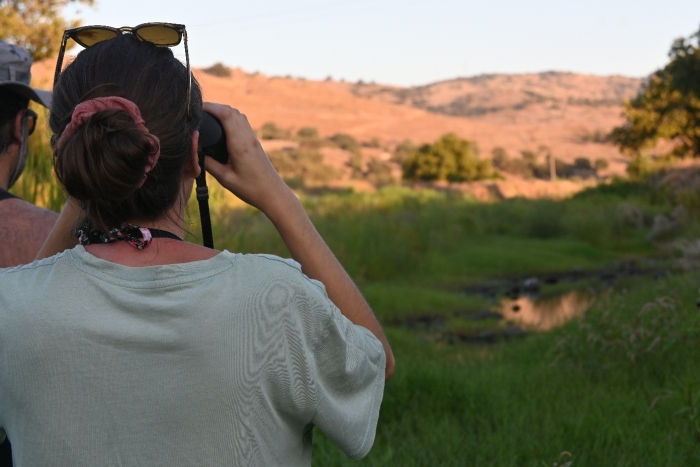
left=303, top=278, right=386, bottom=460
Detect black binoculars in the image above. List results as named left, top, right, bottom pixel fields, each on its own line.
left=198, top=112, right=228, bottom=164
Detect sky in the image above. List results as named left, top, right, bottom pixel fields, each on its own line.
left=65, top=0, right=700, bottom=87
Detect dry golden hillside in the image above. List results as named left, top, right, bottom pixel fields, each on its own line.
left=33, top=58, right=644, bottom=196
left=193, top=68, right=640, bottom=175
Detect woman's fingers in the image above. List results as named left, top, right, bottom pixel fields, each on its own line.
left=201, top=102, right=291, bottom=211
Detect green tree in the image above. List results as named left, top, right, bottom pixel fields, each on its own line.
left=402, top=132, right=493, bottom=182
left=0, top=0, right=95, bottom=60
left=610, top=27, right=700, bottom=159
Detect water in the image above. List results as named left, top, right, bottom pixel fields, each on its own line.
left=498, top=290, right=591, bottom=331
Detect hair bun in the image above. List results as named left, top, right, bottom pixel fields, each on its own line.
left=54, top=108, right=158, bottom=229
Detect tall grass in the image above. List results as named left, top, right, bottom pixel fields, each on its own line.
left=206, top=183, right=666, bottom=283
left=312, top=272, right=700, bottom=466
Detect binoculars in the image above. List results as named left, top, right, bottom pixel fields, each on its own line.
left=198, top=112, right=228, bottom=164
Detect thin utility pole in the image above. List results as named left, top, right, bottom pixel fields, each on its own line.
left=549, top=153, right=557, bottom=181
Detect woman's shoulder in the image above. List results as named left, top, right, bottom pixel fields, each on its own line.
left=0, top=249, right=70, bottom=276
left=225, top=251, right=329, bottom=295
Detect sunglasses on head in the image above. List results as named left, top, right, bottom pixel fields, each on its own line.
left=53, top=23, right=191, bottom=117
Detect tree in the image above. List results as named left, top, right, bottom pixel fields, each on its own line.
left=0, top=0, right=94, bottom=61
left=402, top=133, right=493, bottom=182
left=610, top=26, right=700, bottom=159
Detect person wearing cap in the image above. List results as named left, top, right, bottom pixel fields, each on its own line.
left=0, top=40, right=58, bottom=270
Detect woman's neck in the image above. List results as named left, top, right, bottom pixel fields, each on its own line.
left=83, top=206, right=219, bottom=267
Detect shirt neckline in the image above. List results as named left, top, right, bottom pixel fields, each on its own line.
left=69, top=245, right=235, bottom=288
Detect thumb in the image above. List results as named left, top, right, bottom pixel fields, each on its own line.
left=204, top=155, right=229, bottom=182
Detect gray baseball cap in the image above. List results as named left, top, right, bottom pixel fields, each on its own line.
left=0, top=40, right=51, bottom=108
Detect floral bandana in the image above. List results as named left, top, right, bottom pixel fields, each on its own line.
left=76, top=223, right=153, bottom=250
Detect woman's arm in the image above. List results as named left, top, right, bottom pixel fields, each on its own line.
left=202, top=103, right=395, bottom=381
left=35, top=197, right=81, bottom=260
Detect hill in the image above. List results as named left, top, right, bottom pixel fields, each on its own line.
left=194, top=68, right=641, bottom=176
left=32, top=58, right=644, bottom=191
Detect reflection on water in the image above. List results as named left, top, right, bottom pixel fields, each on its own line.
left=499, top=291, right=591, bottom=331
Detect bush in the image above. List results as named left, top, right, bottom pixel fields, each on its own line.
left=594, top=158, right=609, bottom=171
left=329, top=133, right=361, bottom=156
left=491, top=147, right=509, bottom=169
left=267, top=148, right=339, bottom=183
left=366, top=158, right=395, bottom=186
left=402, top=133, right=494, bottom=182
left=367, top=137, right=382, bottom=149
left=392, top=140, right=416, bottom=165
left=574, top=157, right=593, bottom=170
left=201, top=62, right=231, bottom=77
left=492, top=147, right=534, bottom=178
left=259, top=122, right=291, bottom=140
left=297, top=126, right=319, bottom=140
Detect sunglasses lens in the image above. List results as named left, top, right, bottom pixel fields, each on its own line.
left=73, top=28, right=119, bottom=47
left=136, top=26, right=181, bottom=45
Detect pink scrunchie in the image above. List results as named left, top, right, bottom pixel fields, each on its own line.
left=58, top=96, right=160, bottom=187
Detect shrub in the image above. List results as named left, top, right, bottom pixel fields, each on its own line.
left=259, top=122, right=291, bottom=140
left=367, top=137, right=382, bottom=149
left=348, top=153, right=363, bottom=178
left=492, top=147, right=534, bottom=178
left=267, top=148, right=339, bottom=183
left=491, top=147, right=509, bottom=169
left=366, top=158, right=395, bottom=186
left=594, top=158, right=610, bottom=171
left=392, top=140, right=416, bottom=165
left=201, top=62, right=231, bottom=77
left=329, top=133, right=362, bottom=156
left=521, top=150, right=537, bottom=165
left=574, top=157, right=593, bottom=170
left=297, top=126, right=319, bottom=139
left=402, top=133, right=494, bottom=182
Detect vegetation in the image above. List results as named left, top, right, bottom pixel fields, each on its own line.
left=365, top=158, right=395, bottom=186
left=0, top=0, right=94, bottom=60
left=610, top=27, right=700, bottom=159
left=201, top=62, right=231, bottom=78
left=392, top=140, right=417, bottom=165
left=267, top=148, right=339, bottom=186
left=259, top=121, right=291, bottom=140
left=311, top=272, right=700, bottom=466
left=9, top=105, right=65, bottom=210
left=492, top=147, right=601, bottom=180
left=403, top=133, right=494, bottom=182
left=329, top=133, right=362, bottom=156
left=297, top=126, right=320, bottom=140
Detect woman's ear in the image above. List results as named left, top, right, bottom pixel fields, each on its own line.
left=185, top=130, right=202, bottom=179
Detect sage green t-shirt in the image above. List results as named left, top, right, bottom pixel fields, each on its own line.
left=0, top=246, right=385, bottom=466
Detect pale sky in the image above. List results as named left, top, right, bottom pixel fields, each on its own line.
left=66, top=0, right=700, bottom=86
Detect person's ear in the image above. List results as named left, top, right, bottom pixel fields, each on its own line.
left=185, top=130, right=202, bottom=178
left=11, top=110, right=25, bottom=143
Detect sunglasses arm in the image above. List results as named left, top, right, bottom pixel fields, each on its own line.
left=53, top=33, right=70, bottom=88
left=183, top=29, right=192, bottom=119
